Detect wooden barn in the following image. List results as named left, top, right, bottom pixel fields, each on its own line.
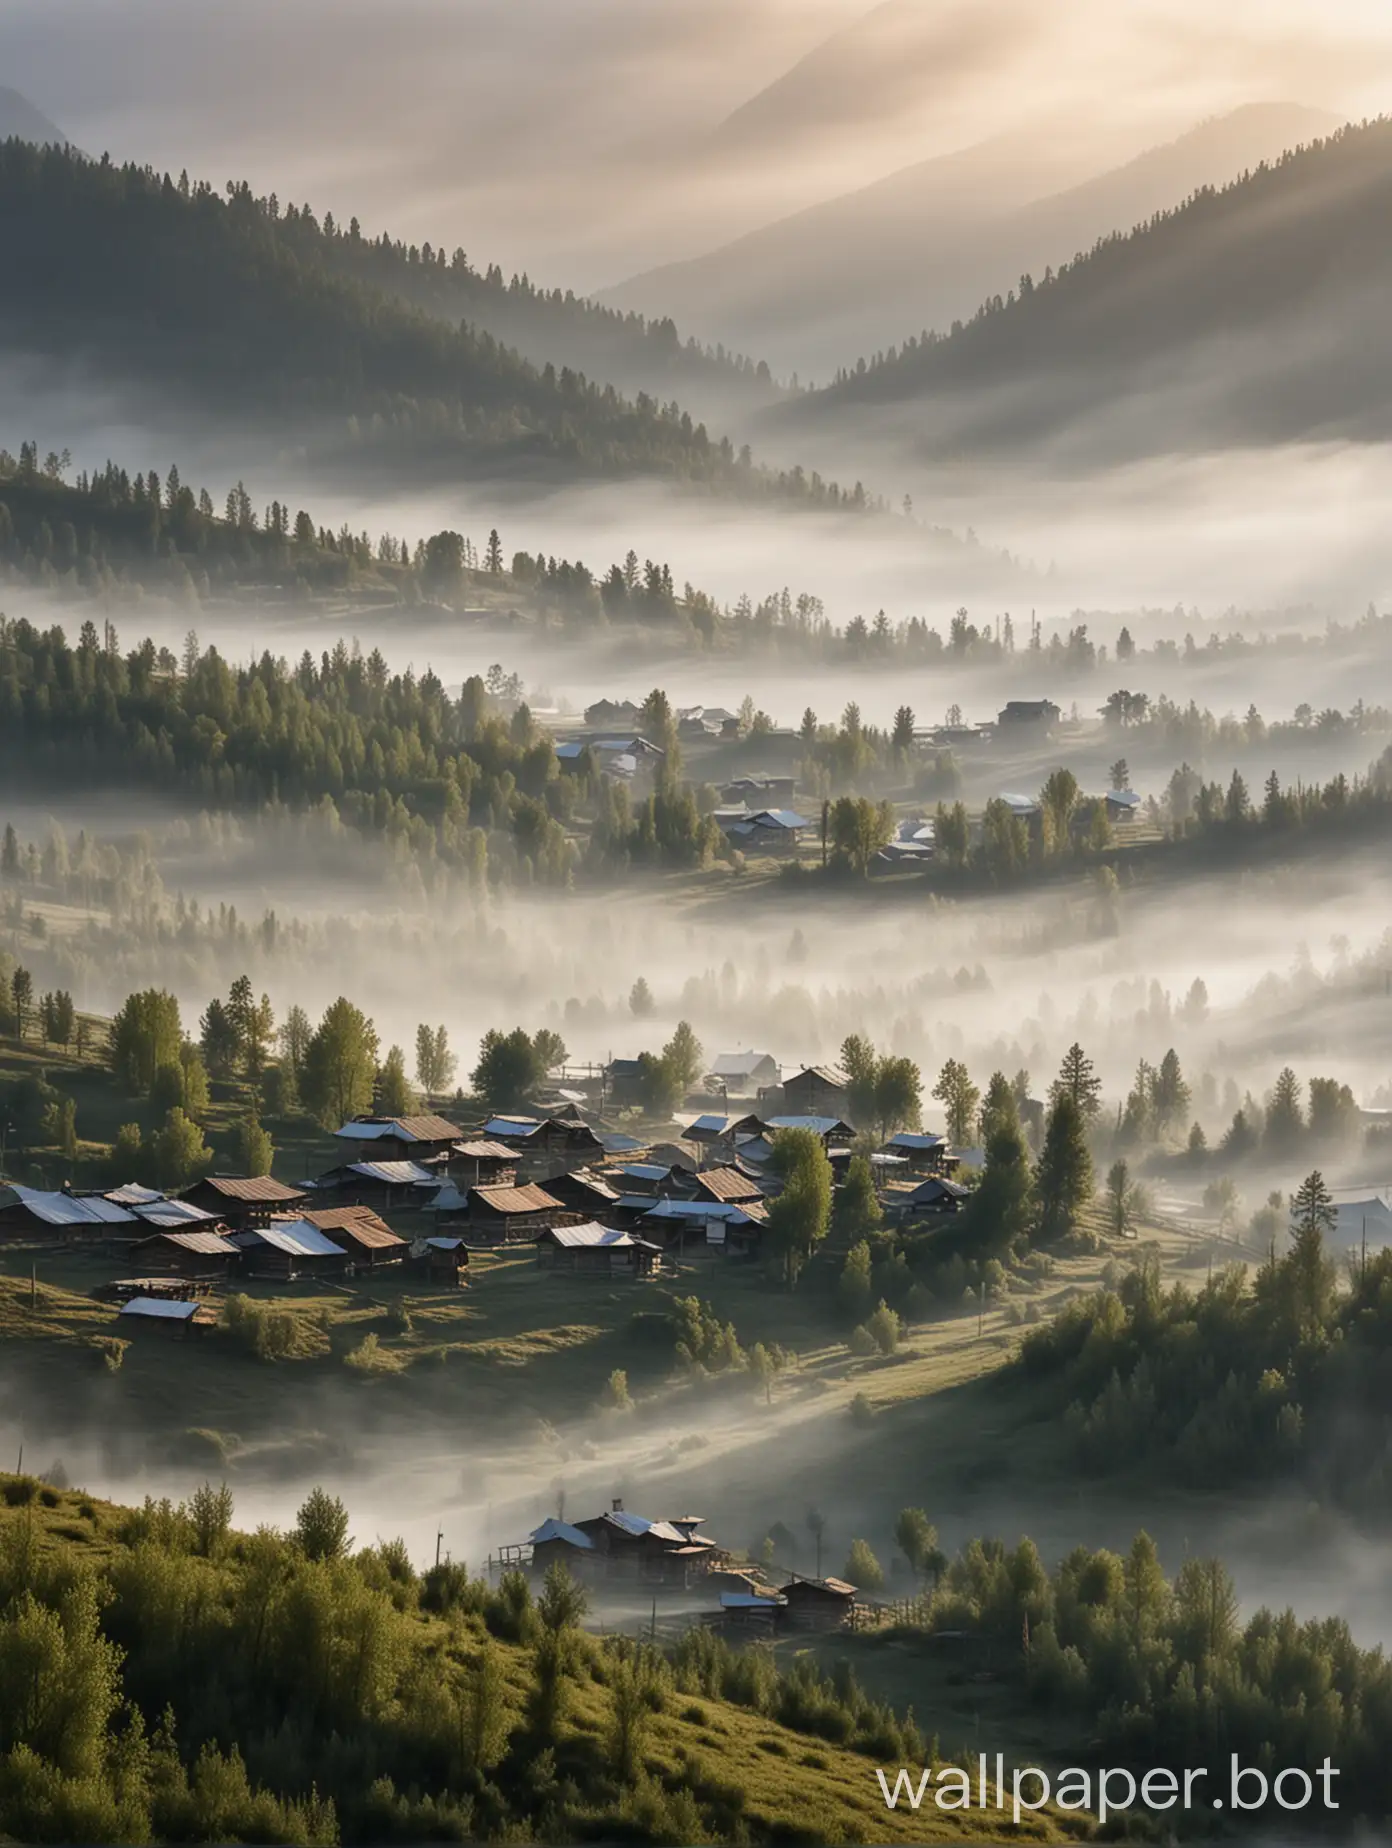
left=0, top=1185, right=137, bottom=1243
left=779, top=1574, right=858, bottom=1630
left=565, top=1503, right=722, bottom=1588
left=484, top=1117, right=606, bottom=1169
left=446, top=1140, right=518, bottom=1188
left=467, top=1181, right=566, bottom=1243
left=332, top=1113, right=464, bottom=1164
left=179, top=1175, right=310, bottom=1228
left=780, top=1065, right=851, bottom=1120
left=127, top=1228, right=239, bottom=1279
left=291, top=1206, right=408, bottom=1269
left=691, top=1166, right=764, bottom=1207
left=534, top=1222, right=662, bottom=1280
left=230, top=1221, right=349, bottom=1280
left=541, top=1168, right=624, bottom=1218
left=308, top=1160, right=436, bottom=1212
left=880, top=1132, right=952, bottom=1175
left=412, top=1235, right=470, bottom=1288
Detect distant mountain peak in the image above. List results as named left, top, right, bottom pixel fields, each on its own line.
left=0, top=87, right=67, bottom=148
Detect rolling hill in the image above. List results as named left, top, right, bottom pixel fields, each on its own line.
left=608, top=102, right=1333, bottom=378
left=771, top=116, right=1392, bottom=463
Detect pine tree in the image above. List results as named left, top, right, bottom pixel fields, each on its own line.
left=1035, top=1093, right=1094, bottom=1242
left=1048, top=1043, right=1103, bottom=1120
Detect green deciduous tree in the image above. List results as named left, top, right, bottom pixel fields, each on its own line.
left=302, top=999, right=380, bottom=1128
left=109, top=990, right=182, bottom=1097
left=765, top=1127, right=833, bottom=1289
left=932, top=1058, right=980, bottom=1147
left=842, top=1538, right=884, bottom=1591
left=295, top=1488, right=352, bottom=1562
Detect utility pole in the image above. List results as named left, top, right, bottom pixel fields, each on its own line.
left=435, top=1527, right=444, bottom=1569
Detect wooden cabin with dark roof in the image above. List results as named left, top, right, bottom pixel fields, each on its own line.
left=177, top=1175, right=310, bottom=1228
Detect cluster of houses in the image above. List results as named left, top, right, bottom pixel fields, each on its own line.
left=518, top=1498, right=866, bottom=1632
left=0, top=1069, right=981, bottom=1316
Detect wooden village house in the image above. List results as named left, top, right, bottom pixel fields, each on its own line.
left=533, top=1222, right=663, bottom=1280
left=179, top=1175, right=310, bottom=1228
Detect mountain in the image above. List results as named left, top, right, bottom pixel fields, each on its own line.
left=0, top=86, right=66, bottom=147
left=772, top=116, right=1392, bottom=464
left=607, top=103, right=1334, bottom=379
left=277, top=216, right=787, bottom=427
left=0, top=143, right=847, bottom=504
left=712, top=0, right=1005, bottom=158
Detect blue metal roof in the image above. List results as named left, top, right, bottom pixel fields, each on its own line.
left=119, top=1296, right=198, bottom=1321
left=766, top=1115, right=850, bottom=1137
left=886, top=1132, right=946, bottom=1151
left=531, top=1517, right=595, bottom=1549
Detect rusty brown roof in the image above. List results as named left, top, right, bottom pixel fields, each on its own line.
left=454, top=1140, right=518, bottom=1161
left=471, top=1182, right=562, bottom=1216
left=296, top=1206, right=406, bottom=1251
left=695, top=1166, right=764, bottom=1203
left=192, top=1176, right=309, bottom=1203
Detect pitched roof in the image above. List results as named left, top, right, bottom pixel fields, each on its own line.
left=540, top=1222, right=659, bottom=1251
left=131, top=1200, right=220, bottom=1228
left=484, top=1116, right=544, bottom=1139
left=884, top=1132, right=947, bottom=1152
left=530, top=1517, right=595, bottom=1549
left=131, top=1228, right=239, bottom=1256
left=695, top=1166, right=764, bottom=1203
left=642, top=1198, right=767, bottom=1225
left=233, top=1222, right=347, bottom=1258
left=766, top=1115, right=853, bottom=1138
left=335, top=1114, right=463, bottom=1143
left=104, top=1183, right=167, bottom=1206
left=547, top=1168, right=622, bottom=1203
left=343, top=1160, right=436, bottom=1186
left=472, top=1182, right=562, bottom=1216
left=711, top=1051, right=777, bottom=1078
left=296, top=1206, right=405, bottom=1251
left=789, top=1064, right=849, bottom=1088
left=190, top=1175, right=308, bottom=1203
left=785, top=1574, right=857, bottom=1596
left=0, top=1185, right=135, bottom=1227
left=454, top=1140, right=518, bottom=1161
left=908, top=1177, right=971, bottom=1202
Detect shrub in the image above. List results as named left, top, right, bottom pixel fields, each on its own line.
left=849, top=1392, right=875, bottom=1427
left=848, top=1325, right=876, bottom=1357
left=865, top=1300, right=900, bottom=1355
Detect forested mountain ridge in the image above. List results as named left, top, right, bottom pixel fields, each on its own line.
left=0, top=143, right=850, bottom=505
left=608, top=103, right=1331, bottom=378
left=281, top=205, right=788, bottom=419
left=776, top=115, right=1392, bottom=459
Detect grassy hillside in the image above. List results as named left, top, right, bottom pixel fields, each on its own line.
left=0, top=1479, right=1066, bottom=1844
left=780, top=115, right=1392, bottom=459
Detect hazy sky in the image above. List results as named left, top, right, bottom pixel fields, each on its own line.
left=3, top=0, right=1392, bottom=288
